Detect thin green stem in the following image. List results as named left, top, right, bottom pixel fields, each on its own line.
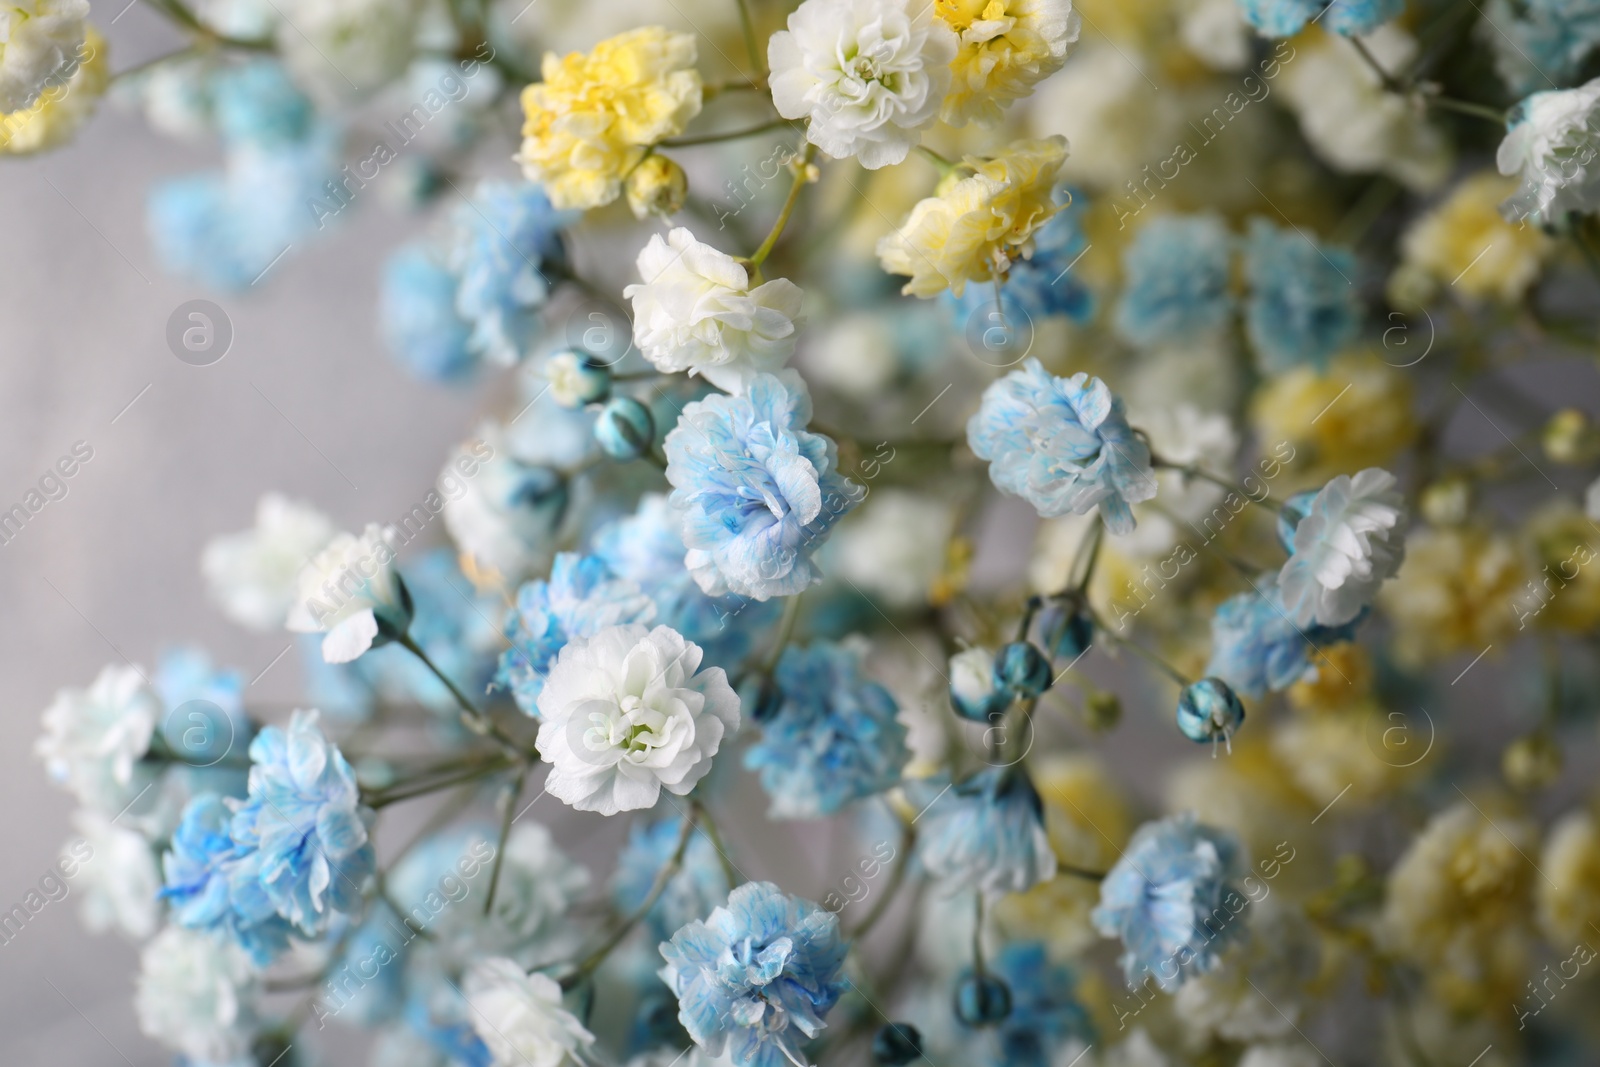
left=396, top=632, right=522, bottom=756
left=972, top=891, right=987, bottom=976
left=845, top=811, right=914, bottom=941
left=365, top=757, right=513, bottom=808
left=695, top=803, right=740, bottom=887
left=749, top=144, right=816, bottom=271
left=733, top=0, right=766, bottom=79
left=483, top=763, right=530, bottom=916
left=916, top=144, right=956, bottom=175
left=112, top=44, right=201, bottom=83
left=1152, top=456, right=1283, bottom=513
left=1088, top=610, right=1191, bottom=686
left=660, top=116, right=796, bottom=148
left=761, top=592, right=804, bottom=673
left=1424, top=95, right=1508, bottom=126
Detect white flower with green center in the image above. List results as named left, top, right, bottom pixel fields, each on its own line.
left=535, top=624, right=740, bottom=815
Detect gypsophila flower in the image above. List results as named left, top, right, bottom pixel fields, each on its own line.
left=659, top=880, right=849, bottom=1067
left=380, top=242, right=475, bottom=383
left=276, top=0, right=420, bottom=100
left=441, top=426, right=569, bottom=586
left=945, top=186, right=1094, bottom=326
left=1091, top=813, right=1248, bottom=992
left=1277, top=468, right=1406, bottom=628
left=1236, top=0, right=1401, bottom=37
left=972, top=942, right=1093, bottom=1066
left=463, top=958, right=594, bottom=1067
left=228, top=710, right=374, bottom=935
left=71, top=809, right=161, bottom=940
left=449, top=181, right=571, bottom=366
left=624, top=227, right=804, bottom=394
left=614, top=816, right=730, bottom=940
left=913, top=766, right=1058, bottom=895
left=285, top=523, right=410, bottom=664
left=1486, top=0, right=1600, bottom=96
left=878, top=136, right=1068, bottom=297
left=1204, top=582, right=1361, bottom=701
left=1113, top=213, right=1235, bottom=348
left=745, top=639, right=910, bottom=818
left=769, top=0, right=956, bottom=169
left=0, top=21, right=103, bottom=155
left=161, top=793, right=296, bottom=966
left=495, top=552, right=656, bottom=713
left=1498, top=77, right=1600, bottom=225
left=938, top=0, right=1081, bottom=127
left=202, top=493, right=336, bottom=631
left=967, top=360, right=1156, bottom=534
left=35, top=663, right=158, bottom=814
left=1242, top=218, right=1362, bottom=375
left=517, top=27, right=702, bottom=210
left=0, top=0, right=87, bottom=112
left=534, top=624, right=739, bottom=815
left=135, top=925, right=260, bottom=1064
left=665, top=371, right=861, bottom=600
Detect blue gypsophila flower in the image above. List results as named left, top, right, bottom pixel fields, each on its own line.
left=228, top=710, right=375, bottom=936
left=948, top=189, right=1095, bottom=328
left=1204, top=580, right=1362, bottom=700
left=965, top=943, right=1093, bottom=1067
left=1090, top=813, right=1248, bottom=992
left=967, top=361, right=1156, bottom=535
left=450, top=181, right=572, bottom=366
left=380, top=243, right=475, bottom=383
left=161, top=793, right=295, bottom=966
left=1242, top=218, right=1361, bottom=375
left=493, top=552, right=655, bottom=714
left=154, top=646, right=254, bottom=767
left=1488, top=0, right=1600, bottom=95
left=744, top=640, right=910, bottom=819
left=1113, top=213, right=1235, bottom=349
left=592, top=493, right=783, bottom=667
left=912, top=767, right=1058, bottom=896
left=659, top=880, right=849, bottom=1067
left=1236, top=0, right=1402, bottom=37
left=614, top=816, right=730, bottom=940
left=665, top=371, right=862, bottom=601
left=210, top=59, right=313, bottom=147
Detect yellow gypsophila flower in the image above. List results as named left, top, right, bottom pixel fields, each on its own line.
left=1286, top=642, right=1371, bottom=713
left=1379, top=525, right=1523, bottom=666
left=1379, top=798, right=1537, bottom=1009
left=1537, top=809, right=1600, bottom=946
left=877, top=135, right=1067, bottom=297
left=936, top=0, right=1081, bottom=127
left=1516, top=500, right=1600, bottom=634
left=517, top=27, right=702, bottom=211
left=1271, top=705, right=1408, bottom=807
left=1251, top=351, right=1417, bottom=486
left=0, top=25, right=105, bottom=156
left=1391, top=172, right=1553, bottom=305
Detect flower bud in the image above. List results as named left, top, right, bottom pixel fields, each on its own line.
left=871, top=1023, right=922, bottom=1066
left=1176, top=677, right=1245, bottom=745
left=594, top=396, right=656, bottom=460
left=545, top=348, right=612, bottom=408
left=626, top=155, right=688, bottom=219
left=948, top=646, right=1012, bottom=722
left=997, top=641, right=1052, bottom=698
left=1544, top=408, right=1597, bottom=464
left=954, top=973, right=1012, bottom=1027
left=1038, top=602, right=1094, bottom=660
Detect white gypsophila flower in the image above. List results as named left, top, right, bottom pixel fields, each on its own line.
left=1498, top=78, right=1600, bottom=225
left=463, top=957, right=594, bottom=1067
left=623, top=228, right=805, bottom=394
left=135, top=926, right=259, bottom=1064
left=0, top=0, right=88, bottom=112
left=797, top=310, right=900, bottom=396
left=71, top=811, right=161, bottom=940
left=833, top=489, right=955, bottom=607
left=202, top=493, right=337, bottom=631
left=483, top=822, right=591, bottom=950
left=948, top=646, right=998, bottom=708
left=1278, top=468, right=1406, bottom=629
left=1173, top=898, right=1319, bottom=1042
left=276, top=0, right=420, bottom=100
left=1277, top=26, right=1451, bottom=193
left=534, top=624, right=739, bottom=816
left=441, top=425, right=564, bottom=585
left=768, top=0, right=957, bottom=169
left=285, top=523, right=408, bottom=663
left=35, top=664, right=158, bottom=814
left=1176, top=0, right=1250, bottom=70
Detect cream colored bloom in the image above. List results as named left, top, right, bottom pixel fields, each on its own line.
left=877, top=135, right=1067, bottom=297
left=1270, top=706, right=1405, bottom=806
left=1537, top=810, right=1600, bottom=946
left=1391, top=172, right=1553, bottom=305
left=0, top=0, right=86, bottom=112
left=1378, top=525, right=1523, bottom=666
left=1250, top=352, right=1417, bottom=487
left=0, top=23, right=102, bottom=155
left=936, top=0, right=1080, bottom=127
left=518, top=28, right=702, bottom=210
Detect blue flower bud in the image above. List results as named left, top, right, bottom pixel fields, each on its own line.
left=546, top=348, right=612, bottom=408
left=955, top=973, right=1013, bottom=1027
left=872, top=1023, right=923, bottom=1065
left=949, top=647, right=1013, bottom=722
left=997, top=641, right=1052, bottom=698
left=1038, top=602, right=1095, bottom=660
left=594, top=396, right=655, bottom=460
left=1177, top=677, right=1246, bottom=745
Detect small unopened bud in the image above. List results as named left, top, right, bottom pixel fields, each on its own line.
left=1503, top=732, right=1561, bottom=790
left=1419, top=477, right=1471, bottom=526
left=1544, top=408, right=1596, bottom=464
left=626, top=155, right=688, bottom=220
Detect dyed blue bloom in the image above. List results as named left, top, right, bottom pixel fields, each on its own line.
left=659, top=880, right=849, bottom=1067
left=614, top=817, right=731, bottom=940
left=320, top=908, right=408, bottom=1025
left=967, top=361, right=1156, bottom=535
left=1236, top=0, right=1401, bottom=37
left=1113, top=213, right=1234, bottom=348
left=968, top=943, right=1093, bottom=1067
left=1204, top=581, right=1361, bottom=700
left=948, top=189, right=1094, bottom=328
left=229, top=710, right=375, bottom=936
left=155, top=646, right=254, bottom=766
left=1091, top=813, right=1248, bottom=992
left=380, top=243, right=475, bottom=383
left=744, top=641, right=909, bottom=819
left=912, top=767, right=1057, bottom=895
left=592, top=493, right=782, bottom=667
left=1488, top=0, right=1600, bottom=94
left=665, top=371, right=861, bottom=601
left=401, top=997, right=492, bottom=1067
left=161, top=793, right=295, bottom=966
left=1242, top=218, right=1361, bottom=374
left=449, top=182, right=572, bottom=366
left=210, top=60, right=313, bottom=146
left=494, top=552, right=655, bottom=713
